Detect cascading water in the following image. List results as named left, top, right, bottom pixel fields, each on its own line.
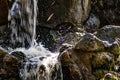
left=8, top=0, right=37, bottom=47
left=8, top=0, right=63, bottom=80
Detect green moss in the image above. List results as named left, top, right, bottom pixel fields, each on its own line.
left=100, top=72, right=118, bottom=80
left=91, top=52, right=114, bottom=71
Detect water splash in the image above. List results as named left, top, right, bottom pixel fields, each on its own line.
left=8, top=0, right=63, bottom=80
left=12, top=43, right=62, bottom=80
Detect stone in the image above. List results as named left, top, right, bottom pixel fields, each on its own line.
left=84, top=13, right=100, bottom=33
left=2, top=54, right=20, bottom=80
left=10, top=51, right=26, bottom=62
left=109, top=42, right=120, bottom=55
left=37, top=0, right=91, bottom=28
left=91, top=0, right=120, bottom=27
left=59, top=43, right=73, bottom=53
left=59, top=33, right=120, bottom=79
left=36, top=24, right=84, bottom=51
left=96, top=25, right=120, bottom=43
left=59, top=50, right=83, bottom=80
left=0, top=47, right=8, bottom=65
left=100, top=72, right=120, bottom=80
left=91, top=52, right=115, bottom=78
left=3, top=54, right=18, bottom=67
left=75, top=33, right=105, bottom=52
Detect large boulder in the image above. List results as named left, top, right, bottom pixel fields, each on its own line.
left=37, top=0, right=91, bottom=27
left=59, top=33, right=120, bottom=80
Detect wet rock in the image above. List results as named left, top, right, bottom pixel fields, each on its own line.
left=10, top=51, right=26, bottom=62
left=0, top=47, right=8, bottom=65
left=38, top=0, right=91, bottom=28
left=59, top=43, right=73, bottom=53
left=96, top=25, right=120, bottom=43
left=75, top=33, right=105, bottom=52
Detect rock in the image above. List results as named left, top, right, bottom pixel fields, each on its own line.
left=84, top=13, right=100, bottom=33
left=59, top=47, right=96, bottom=80
left=0, top=0, right=8, bottom=25
left=100, top=72, right=120, bottom=80
left=59, top=43, right=73, bottom=53
left=96, top=25, right=120, bottom=43
left=3, top=54, right=19, bottom=67
left=0, top=47, right=8, bottom=65
left=59, top=32, right=120, bottom=79
left=59, top=50, right=83, bottom=80
left=75, top=33, right=105, bottom=51
left=2, top=54, right=20, bottom=80
left=109, top=42, right=120, bottom=55
left=91, top=0, right=120, bottom=27
left=91, top=52, right=115, bottom=79
left=37, top=0, right=91, bottom=27
left=36, top=24, right=84, bottom=52
left=10, top=51, right=26, bottom=62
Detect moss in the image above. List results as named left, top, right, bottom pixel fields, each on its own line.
left=100, top=72, right=119, bottom=80
left=109, top=43, right=120, bottom=55
left=91, top=52, right=114, bottom=71
left=93, top=70, right=108, bottom=79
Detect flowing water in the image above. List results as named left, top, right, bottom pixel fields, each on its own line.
left=8, top=0, right=37, bottom=47
left=8, top=0, right=62, bottom=80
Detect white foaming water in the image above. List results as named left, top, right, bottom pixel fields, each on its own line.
left=8, top=0, right=62, bottom=80
left=12, top=43, right=61, bottom=80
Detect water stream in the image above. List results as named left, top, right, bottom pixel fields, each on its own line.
left=8, top=0, right=62, bottom=80
left=8, top=0, right=37, bottom=47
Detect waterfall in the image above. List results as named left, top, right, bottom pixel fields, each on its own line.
left=8, top=0, right=63, bottom=80
left=8, top=0, right=38, bottom=47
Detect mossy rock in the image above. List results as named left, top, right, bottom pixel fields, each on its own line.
left=109, top=42, right=120, bottom=55
left=93, top=70, right=109, bottom=79
left=100, top=72, right=120, bottom=80
left=91, top=52, right=114, bottom=71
